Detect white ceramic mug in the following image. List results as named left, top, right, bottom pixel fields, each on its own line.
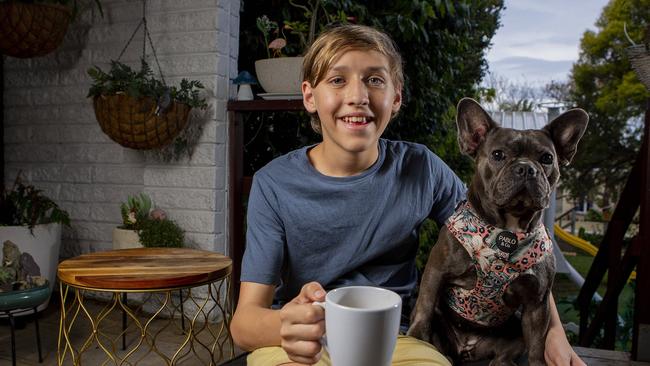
left=313, top=286, right=402, bottom=366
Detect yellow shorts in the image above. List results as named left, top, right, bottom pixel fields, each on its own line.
left=246, top=335, right=452, bottom=366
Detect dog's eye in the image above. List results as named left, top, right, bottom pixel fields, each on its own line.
left=540, top=153, right=554, bottom=165
left=491, top=150, right=505, bottom=161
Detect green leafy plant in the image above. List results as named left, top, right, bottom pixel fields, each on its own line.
left=87, top=59, right=207, bottom=109
left=119, top=193, right=152, bottom=230
left=0, top=173, right=70, bottom=230
left=138, top=218, right=184, bottom=248
left=256, top=0, right=344, bottom=58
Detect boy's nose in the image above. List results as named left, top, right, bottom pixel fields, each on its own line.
left=345, top=79, right=369, bottom=105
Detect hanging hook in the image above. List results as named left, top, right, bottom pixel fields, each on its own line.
left=624, top=22, right=637, bottom=46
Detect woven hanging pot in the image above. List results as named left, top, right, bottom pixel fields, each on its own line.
left=93, top=94, right=191, bottom=150
left=0, top=2, right=72, bottom=58
left=628, top=44, right=650, bottom=91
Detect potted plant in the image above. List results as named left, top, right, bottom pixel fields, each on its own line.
left=254, top=1, right=343, bottom=96
left=113, top=193, right=185, bottom=249
left=0, top=0, right=103, bottom=58
left=87, top=58, right=207, bottom=151
left=0, top=173, right=70, bottom=307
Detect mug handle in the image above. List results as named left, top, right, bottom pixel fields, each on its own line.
left=312, top=302, right=328, bottom=350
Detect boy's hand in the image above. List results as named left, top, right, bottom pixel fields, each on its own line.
left=544, top=325, right=586, bottom=366
left=279, top=282, right=327, bottom=364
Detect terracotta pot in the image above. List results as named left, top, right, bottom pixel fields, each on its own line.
left=254, top=57, right=304, bottom=94
left=112, top=228, right=142, bottom=250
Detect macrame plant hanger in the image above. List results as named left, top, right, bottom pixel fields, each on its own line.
left=118, top=0, right=170, bottom=112
left=93, top=0, right=191, bottom=150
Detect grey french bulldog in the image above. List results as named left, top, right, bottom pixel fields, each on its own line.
left=408, top=98, right=588, bottom=365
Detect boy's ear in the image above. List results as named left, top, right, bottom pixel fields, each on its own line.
left=302, top=81, right=317, bottom=113
left=391, top=89, right=402, bottom=115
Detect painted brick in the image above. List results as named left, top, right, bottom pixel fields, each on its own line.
left=89, top=203, right=122, bottom=223
left=148, top=11, right=217, bottom=33
left=31, top=125, right=63, bottom=143
left=148, top=187, right=216, bottom=210
left=4, top=125, right=31, bottom=143
left=157, top=55, right=219, bottom=78
left=144, top=167, right=216, bottom=188
left=186, top=232, right=215, bottom=250
left=4, top=89, right=32, bottom=107
left=30, top=49, right=93, bottom=71
left=5, top=70, right=59, bottom=88
left=150, top=0, right=215, bottom=12
left=151, top=32, right=219, bottom=55
left=74, top=221, right=117, bottom=241
left=5, top=144, right=60, bottom=163
left=32, top=165, right=93, bottom=183
left=59, top=201, right=92, bottom=221
left=59, top=183, right=143, bottom=203
left=122, top=149, right=147, bottom=164
left=59, top=103, right=96, bottom=124
left=31, top=86, right=89, bottom=106
left=93, top=166, right=144, bottom=185
left=58, top=144, right=124, bottom=163
left=169, top=209, right=216, bottom=233
left=59, top=124, right=112, bottom=143
left=4, top=106, right=60, bottom=125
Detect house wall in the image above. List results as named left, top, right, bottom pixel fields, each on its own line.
left=3, top=0, right=239, bottom=259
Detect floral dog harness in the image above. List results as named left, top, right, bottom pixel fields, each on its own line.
left=444, top=201, right=553, bottom=327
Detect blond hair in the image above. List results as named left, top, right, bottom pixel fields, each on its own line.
left=302, top=24, right=404, bottom=134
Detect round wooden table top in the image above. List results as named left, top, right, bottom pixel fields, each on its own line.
left=57, top=248, right=232, bottom=290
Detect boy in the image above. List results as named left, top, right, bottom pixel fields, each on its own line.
left=230, top=24, right=583, bottom=366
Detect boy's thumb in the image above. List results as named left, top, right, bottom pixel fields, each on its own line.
left=298, top=282, right=325, bottom=304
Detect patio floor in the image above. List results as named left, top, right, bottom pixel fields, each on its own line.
left=1, top=293, right=648, bottom=365
left=0, top=294, right=245, bottom=365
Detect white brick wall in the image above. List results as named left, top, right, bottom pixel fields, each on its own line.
left=3, top=0, right=240, bottom=259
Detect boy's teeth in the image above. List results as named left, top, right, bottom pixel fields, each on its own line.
left=343, top=116, right=367, bottom=123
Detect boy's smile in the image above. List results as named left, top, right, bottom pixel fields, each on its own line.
left=302, top=50, right=402, bottom=176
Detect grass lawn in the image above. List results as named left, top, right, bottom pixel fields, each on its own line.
left=552, top=251, right=635, bottom=351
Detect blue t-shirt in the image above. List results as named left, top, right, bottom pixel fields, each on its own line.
left=241, top=139, right=466, bottom=309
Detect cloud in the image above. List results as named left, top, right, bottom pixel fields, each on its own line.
left=489, top=56, right=573, bottom=84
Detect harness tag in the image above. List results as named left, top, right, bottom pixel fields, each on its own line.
left=495, top=231, right=518, bottom=260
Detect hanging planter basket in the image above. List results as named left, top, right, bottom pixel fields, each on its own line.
left=93, top=94, right=191, bottom=150
left=0, top=2, right=72, bottom=58
left=628, top=44, right=650, bottom=90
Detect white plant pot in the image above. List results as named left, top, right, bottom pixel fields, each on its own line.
left=254, top=56, right=304, bottom=94
left=0, top=222, right=61, bottom=311
left=112, top=228, right=142, bottom=250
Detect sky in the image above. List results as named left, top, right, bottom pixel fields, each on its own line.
left=486, top=0, right=611, bottom=86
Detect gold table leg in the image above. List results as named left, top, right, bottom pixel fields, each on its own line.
left=57, top=277, right=234, bottom=365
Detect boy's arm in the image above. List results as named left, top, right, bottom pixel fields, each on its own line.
left=231, top=281, right=326, bottom=364
left=544, top=293, right=586, bottom=366
left=230, top=282, right=280, bottom=350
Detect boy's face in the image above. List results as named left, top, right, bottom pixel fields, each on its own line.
left=302, top=50, right=402, bottom=155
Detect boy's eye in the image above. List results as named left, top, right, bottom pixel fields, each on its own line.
left=329, top=77, right=345, bottom=85
left=367, top=76, right=385, bottom=86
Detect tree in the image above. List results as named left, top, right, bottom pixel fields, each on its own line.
left=480, top=73, right=547, bottom=112
left=238, top=0, right=504, bottom=184
left=565, top=0, right=650, bottom=207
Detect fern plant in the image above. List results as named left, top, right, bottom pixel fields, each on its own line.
left=0, top=173, right=70, bottom=231
left=87, top=59, right=207, bottom=109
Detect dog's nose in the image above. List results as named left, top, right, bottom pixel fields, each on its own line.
left=513, top=162, right=538, bottom=179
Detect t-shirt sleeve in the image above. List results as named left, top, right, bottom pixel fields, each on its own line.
left=240, top=171, right=286, bottom=286
left=427, top=153, right=467, bottom=225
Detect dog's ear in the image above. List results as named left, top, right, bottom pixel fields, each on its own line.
left=456, top=98, right=499, bottom=157
left=543, top=109, right=589, bottom=166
